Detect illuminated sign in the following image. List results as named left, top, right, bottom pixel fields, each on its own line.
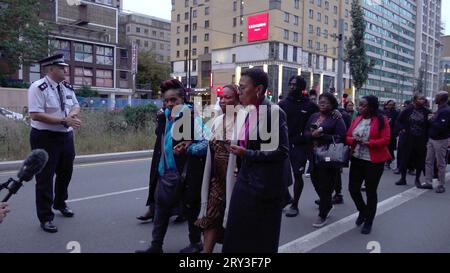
left=248, top=13, right=269, bottom=43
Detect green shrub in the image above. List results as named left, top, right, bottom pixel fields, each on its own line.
left=123, top=103, right=158, bottom=131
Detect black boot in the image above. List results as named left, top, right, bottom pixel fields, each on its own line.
left=395, top=178, right=407, bottom=186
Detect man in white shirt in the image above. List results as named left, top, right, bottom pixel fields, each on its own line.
left=28, top=54, right=81, bottom=233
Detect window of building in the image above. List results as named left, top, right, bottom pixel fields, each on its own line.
left=74, top=43, right=93, bottom=63
left=144, top=29, right=149, bottom=34
left=29, top=63, right=41, bottom=83
left=193, top=60, right=197, bottom=71
left=177, top=38, right=180, bottom=46
left=294, top=15, right=299, bottom=25
left=74, top=67, right=93, bottom=85
left=160, top=43, right=164, bottom=50
left=192, top=35, right=197, bottom=43
left=309, top=9, right=314, bottom=19
left=204, top=47, right=209, bottom=54
left=96, top=46, right=113, bottom=65
left=205, top=7, right=209, bottom=15
left=293, top=46, right=298, bottom=62
left=284, top=12, right=289, bottom=22
left=294, top=0, right=300, bottom=9
left=96, top=69, right=113, bottom=88
left=144, top=41, right=149, bottom=47
left=293, top=32, right=299, bottom=42
left=205, top=33, right=210, bottom=41
left=193, top=23, right=197, bottom=30
left=50, top=39, right=71, bottom=60
left=284, top=29, right=289, bottom=40
left=205, top=20, right=210, bottom=28
left=120, top=71, right=127, bottom=80
left=192, top=48, right=197, bottom=56
left=239, top=32, right=243, bottom=42
left=136, top=27, right=140, bottom=33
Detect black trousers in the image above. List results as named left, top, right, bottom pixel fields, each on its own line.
left=311, top=166, right=339, bottom=219
left=398, top=134, right=427, bottom=175
left=348, top=157, right=384, bottom=224
left=151, top=178, right=201, bottom=248
left=30, top=128, right=75, bottom=223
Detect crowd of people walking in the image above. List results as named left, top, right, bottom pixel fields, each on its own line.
left=135, top=68, right=450, bottom=253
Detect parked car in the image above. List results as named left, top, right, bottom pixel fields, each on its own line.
left=0, top=107, right=24, bottom=120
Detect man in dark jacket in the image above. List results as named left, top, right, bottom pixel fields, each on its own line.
left=423, top=91, right=450, bottom=193
left=279, top=76, right=319, bottom=217
left=223, top=68, right=290, bottom=253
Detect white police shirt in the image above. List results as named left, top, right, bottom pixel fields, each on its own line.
left=28, top=76, right=79, bottom=132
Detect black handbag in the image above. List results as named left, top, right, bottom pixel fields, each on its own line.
left=155, top=131, right=188, bottom=208
left=314, top=137, right=350, bottom=168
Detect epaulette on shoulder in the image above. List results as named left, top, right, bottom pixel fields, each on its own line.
left=62, top=81, right=74, bottom=90
left=38, top=82, right=48, bottom=92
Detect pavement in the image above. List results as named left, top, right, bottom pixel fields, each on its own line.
left=0, top=158, right=449, bottom=253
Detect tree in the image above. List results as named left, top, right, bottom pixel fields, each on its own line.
left=136, top=51, right=171, bottom=98
left=346, top=0, right=374, bottom=92
left=0, top=0, right=51, bottom=75
left=76, top=85, right=100, bottom=97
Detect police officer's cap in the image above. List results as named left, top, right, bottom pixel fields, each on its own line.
left=39, top=54, right=69, bottom=67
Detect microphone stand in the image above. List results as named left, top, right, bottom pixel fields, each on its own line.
left=0, top=178, right=24, bottom=202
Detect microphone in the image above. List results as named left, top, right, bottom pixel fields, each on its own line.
left=0, top=149, right=49, bottom=202
left=17, top=149, right=49, bottom=182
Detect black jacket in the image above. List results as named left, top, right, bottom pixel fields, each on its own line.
left=146, top=107, right=205, bottom=206
left=429, top=104, right=450, bottom=140
left=396, top=105, right=431, bottom=140
left=278, top=92, right=319, bottom=148
left=236, top=99, right=291, bottom=199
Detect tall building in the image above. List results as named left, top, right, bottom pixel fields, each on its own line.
left=361, top=0, right=417, bottom=102
left=4, top=0, right=133, bottom=104
left=170, top=0, right=352, bottom=103
left=119, top=12, right=171, bottom=64
left=440, top=35, right=450, bottom=91
left=415, top=0, right=442, bottom=99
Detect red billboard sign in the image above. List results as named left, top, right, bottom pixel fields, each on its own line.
left=248, top=13, right=269, bottom=43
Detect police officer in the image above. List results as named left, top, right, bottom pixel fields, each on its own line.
left=28, top=54, right=81, bottom=233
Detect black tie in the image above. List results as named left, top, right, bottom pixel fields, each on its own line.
left=56, top=85, right=66, bottom=116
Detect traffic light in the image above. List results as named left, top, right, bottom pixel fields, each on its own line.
left=216, top=86, right=223, bottom=96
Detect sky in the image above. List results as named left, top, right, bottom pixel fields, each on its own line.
left=123, top=0, right=450, bottom=34
left=123, top=0, right=171, bottom=20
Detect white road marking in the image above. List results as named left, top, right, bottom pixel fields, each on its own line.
left=0, top=158, right=152, bottom=177
left=66, top=187, right=149, bottom=203
left=278, top=187, right=430, bottom=253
